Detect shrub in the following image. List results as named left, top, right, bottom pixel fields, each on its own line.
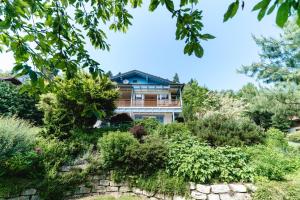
left=166, top=136, right=253, bottom=183
left=123, top=137, right=168, bottom=175
left=134, top=118, right=161, bottom=134
left=247, top=146, right=300, bottom=181
left=187, top=113, right=265, bottom=147
left=129, top=125, right=147, bottom=141
left=0, top=81, right=42, bottom=125
left=0, top=117, right=39, bottom=176
left=38, top=72, right=119, bottom=139
left=265, top=128, right=288, bottom=148
left=98, top=132, right=139, bottom=169
left=155, top=122, right=191, bottom=139
left=287, top=131, right=300, bottom=143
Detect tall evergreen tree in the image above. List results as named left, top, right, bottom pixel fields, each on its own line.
left=239, top=21, right=300, bottom=85
left=172, top=73, right=180, bottom=83
left=107, top=71, right=113, bottom=78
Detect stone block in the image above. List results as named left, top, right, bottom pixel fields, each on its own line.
left=196, top=184, right=211, bottom=194
left=30, top=195, right=40, bottom=200
left=76, top=186, right=91, bottom=194
left=106, top=186, right=119, bottom=192
left=173, top=195, right=186, bottom=200
left=244, top=183, right=257, bottom=192
left=219, top=194, right=234, bottom=200
left=208, top=194, right=220, bottom=200
left=133, top=188, right=143, bottom=195
left=99, top=180, right=110, bottom=186
left=211, top=184, right=230, bottom=194
left=191, top=191, right=207, bottom=200
left=154, top=193, right=165, bottom=199
left=96, top=186, right=106, bottom=193
left=21, top=188, right=37, bottom=196
left=119, top=186, right=131, bottom=192
left=150, top=197, right=158, bottom=200
left=190, top=182, right=196, bottom=190
left=110, top=181, right=122, bottom=187
left=60, top=165, right=71, bottom=172
left=232, top=193, right=251, bottom=200
left=142, top=190, right=155, bottom=197
left=229, top=184, right=247, bottom=193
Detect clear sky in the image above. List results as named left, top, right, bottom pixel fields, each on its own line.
left=0, top=0, right=282, bottom=90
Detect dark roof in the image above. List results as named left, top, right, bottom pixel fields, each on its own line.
left=111, top=70, right=173, bottom=85
left=0, top=77, right=22, bottom=85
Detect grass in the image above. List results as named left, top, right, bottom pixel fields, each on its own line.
left=78, top=195, right=143, bottom=200
left=253, top=170, right=300, bottom=200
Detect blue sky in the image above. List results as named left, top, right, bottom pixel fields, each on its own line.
left=0, top=0, right=282, bottom=90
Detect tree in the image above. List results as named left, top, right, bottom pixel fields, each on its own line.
left=0, top=81, right=43, bottom=124
left=182, top=80, right=210, bottom=121
left=37, top=72, right=119, bottom=139
left=0, top=0, right=297, bottom=92
left=172, top=73, right=180, bottom=83
left=239, top=21, right=300, bottom=85
left=107, top=71, right=113, bottom=78
left=242, top=84, right=300, bottom=131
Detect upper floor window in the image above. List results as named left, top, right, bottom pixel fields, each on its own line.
left=132, top=80, right=138, bottom=83
left=159, top=94, right=169, bottom=100
left=135, top=94, right=143, bottom=100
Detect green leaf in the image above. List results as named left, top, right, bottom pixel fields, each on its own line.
left=29, top=70, right=38, bottom=82
left=200, top=34, right=216, bottom=40
left=276, top=2, right=290, bottom=28
left=149, top=0, right=160, bottom=11
left=297, top=8, right=300, bottom=27
left=267, top=3, right=276, bottom=15
left=252, top=0, right=271, bottom=11
left=223, top=0, right=239, bottom=22
left=165, top=0, right=174, bottom=12
left=194, top=45, right=204, bottom=58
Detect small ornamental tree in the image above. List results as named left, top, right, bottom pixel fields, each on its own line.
left=38, top=72, right=119, bottom=139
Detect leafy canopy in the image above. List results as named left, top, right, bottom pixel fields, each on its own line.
left=0, top=0, right=298, bottom=91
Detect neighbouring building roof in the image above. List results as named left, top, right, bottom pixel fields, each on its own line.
left=111, top=70, right=174, bottom=85
left=0, top=77, right=22, bottom=85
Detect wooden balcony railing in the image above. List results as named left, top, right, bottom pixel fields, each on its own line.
left=116, top=99, right=181, bottom=107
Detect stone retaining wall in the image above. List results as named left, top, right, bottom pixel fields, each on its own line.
left=3, top=174, right=256, bottom=200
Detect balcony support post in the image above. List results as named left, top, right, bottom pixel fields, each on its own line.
left=179, top=88, right=183, bottom=107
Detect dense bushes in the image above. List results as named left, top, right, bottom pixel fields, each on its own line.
left=166, top=136, right=253, bottom=183
left=98, top=132, right=167, bottom=176
left=187, top=114, right=265, bottom=146
left=124, top=137, right=167, bottom=175
left=38, top=73, right=119, bottom=139
left=0, top=117, right=40, bottom=177
left=246, top=129, right=300, bottom=181
left=98, top=132, right=139, bottom=169
left=0, top=81, right=42, bottom=125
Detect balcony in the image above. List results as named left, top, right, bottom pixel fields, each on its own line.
left=116, top=99, right=181, bottom=107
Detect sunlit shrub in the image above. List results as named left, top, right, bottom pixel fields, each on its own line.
left=187, top=113, right=265, bottom=147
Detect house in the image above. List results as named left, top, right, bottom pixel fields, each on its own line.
left=289, top=117, right=300, bottom=133
left=111, top=70, right=184, bottom=124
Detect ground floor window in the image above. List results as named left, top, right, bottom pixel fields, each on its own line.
left=134, top=115, right=164, bottom=123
